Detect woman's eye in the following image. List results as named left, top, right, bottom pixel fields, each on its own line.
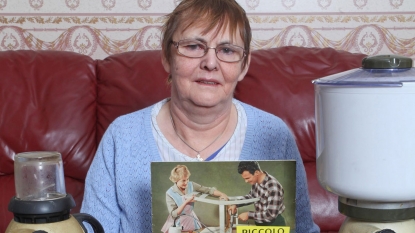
left=218, top=46, right=235, bottom=55
left=183, top=43, right=204, bottom=51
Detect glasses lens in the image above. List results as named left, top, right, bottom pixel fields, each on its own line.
left=177, top=40, right=206, bottom=58
left=216, top=44, right=245, bottom=62
left=175, top=40, right=245, bottom=62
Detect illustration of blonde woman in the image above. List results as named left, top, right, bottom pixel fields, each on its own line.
left=161, top=165, right=228, bottom=232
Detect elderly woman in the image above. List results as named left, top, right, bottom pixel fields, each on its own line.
left=81, top=0, right=320, bottom=232
left=161, top=165, right=228, bottom=232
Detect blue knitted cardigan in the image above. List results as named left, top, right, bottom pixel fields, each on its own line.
left=81, top=99, right=320, bottom=233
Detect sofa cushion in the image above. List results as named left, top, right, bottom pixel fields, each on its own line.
left=96, top=50, right=170, bottom=143
left=0, top=50, right=97, bottom=226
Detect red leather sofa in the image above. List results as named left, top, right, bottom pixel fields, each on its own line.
left=0, top=46, right=367, bottom=232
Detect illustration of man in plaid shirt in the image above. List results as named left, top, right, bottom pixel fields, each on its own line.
left=228, top=161, right=286, bottom=226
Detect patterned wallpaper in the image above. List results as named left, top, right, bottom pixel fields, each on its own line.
left=0, top=0, right=414, bottom=61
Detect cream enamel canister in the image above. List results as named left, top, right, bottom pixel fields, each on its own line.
left=313, top=55, right=415, bottom=202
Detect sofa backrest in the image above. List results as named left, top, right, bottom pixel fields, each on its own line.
left=0, top=47, right=367, bottom=232
left=96, top=50, right=170, bottom=142
left=0, top=50, right=98, bottom=229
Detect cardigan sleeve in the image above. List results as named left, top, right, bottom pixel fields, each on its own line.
left=81, top=124, right=121, bottom=233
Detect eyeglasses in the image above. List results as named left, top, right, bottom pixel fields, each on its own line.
left=171, top=39, right=246, bottom=63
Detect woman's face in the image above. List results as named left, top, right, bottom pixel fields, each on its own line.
left=176, top=175, right=189, bottom=191
left=162, top=23, right=250, bottom=108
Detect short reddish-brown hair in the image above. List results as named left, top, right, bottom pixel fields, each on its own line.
left=161, top=0, right=251, bottom=69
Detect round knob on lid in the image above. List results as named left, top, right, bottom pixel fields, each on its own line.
left=362, top=55, right=413, bottom=69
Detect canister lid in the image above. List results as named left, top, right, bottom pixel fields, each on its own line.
left=313, top=54, right=415, bottom=87
left=362, top=55, right=413, bottom=69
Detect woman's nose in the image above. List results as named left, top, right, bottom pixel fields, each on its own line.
left=201, top=48, right=218, bottom=71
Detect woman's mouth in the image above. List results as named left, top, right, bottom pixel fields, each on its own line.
left=196, top=80, right=219, bottom=85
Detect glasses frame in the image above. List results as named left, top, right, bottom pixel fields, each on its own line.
left=171, top=39, right=246, bottom=63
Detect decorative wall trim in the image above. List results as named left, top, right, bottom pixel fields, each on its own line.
left=251, top=25, right=415, bottom=56
left=0, top=9, right=414, bottom=60
left=1, top=23, right=414, bottom=60
left=0, top=16, right=164, bottom=25
left=1, top=13, right=415, bottom=25
left=0, top=25, right=161, bottom=56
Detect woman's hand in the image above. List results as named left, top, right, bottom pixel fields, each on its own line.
left=184, top=195, right=195, bottom=204
left=214, top=190, right=229, bottom=201
left=219, top=193, right=229, bottom=201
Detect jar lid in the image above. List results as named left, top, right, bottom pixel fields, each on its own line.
left=313, top=55, right=415, bottom=87
left=362, top=55, right=413, bottom=69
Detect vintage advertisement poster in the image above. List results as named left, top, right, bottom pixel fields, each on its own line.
left=151, top=160, right=295, bottom=233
